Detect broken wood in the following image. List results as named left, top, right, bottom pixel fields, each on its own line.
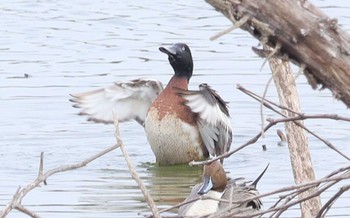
left=206, top=0, right=350, bottom=107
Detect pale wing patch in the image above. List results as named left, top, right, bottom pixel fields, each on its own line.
left=70, top=78, right=163, bottom=125
left=177, top=84, right=232, bottom=158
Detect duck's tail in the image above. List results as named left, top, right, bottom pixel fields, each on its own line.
left=251, top=163, right=270, bottom=188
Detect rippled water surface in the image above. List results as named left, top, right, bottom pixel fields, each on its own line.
left=1, top=0, right=350, bottom=217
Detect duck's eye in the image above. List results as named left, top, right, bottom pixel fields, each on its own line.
left=247, top=201, right=259, bottom=209
left=181, top=46, right=185, bottom=51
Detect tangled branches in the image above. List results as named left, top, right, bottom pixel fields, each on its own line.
left=1, top=86, right=350, bottom=217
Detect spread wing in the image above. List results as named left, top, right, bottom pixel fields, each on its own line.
left=177, top=83, right=232, bottom=159
left=70, top=78, right=163, bottom=126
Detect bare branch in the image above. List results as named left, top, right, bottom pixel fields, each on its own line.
left=191, top=85, right=350, bottom=166
left=1, top=143, right=120, bottom=217
left=156, top=165, right=349, bottom=218
left=260, top=43, right=282, bottom=72
left=113, top=118, right=160, bottom=218
left=210, top=15, right=249, bottom=41
left=14, top=205, right=40, bottom=218
left=259, top=76, right=273, bottom=138
left=216, top=167, right=350, bottom=217
left=316, top=184, right=350, bottom=218
left=237, top=85, right=350, bottom=161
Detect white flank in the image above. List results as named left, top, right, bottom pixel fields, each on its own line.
left=184, top=190, right=224, bottom=216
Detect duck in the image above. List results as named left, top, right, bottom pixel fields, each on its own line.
left=178, top=160, right=268, bottom=217
left=70, top=43, right=232, bottom=165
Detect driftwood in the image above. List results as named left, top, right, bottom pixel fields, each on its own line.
left=268, top=57, right=321, bottom=216
left=206, top=0, right=350, bottom=107
left=205, top=0, right=350, bottom=216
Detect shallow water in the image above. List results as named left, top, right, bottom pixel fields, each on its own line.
left=1, top=0, right=350, bottom=217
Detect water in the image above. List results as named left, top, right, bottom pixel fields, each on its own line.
left=1, top=0, right=350, bottom=217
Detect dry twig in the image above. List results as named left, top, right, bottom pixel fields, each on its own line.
left=1, top=144, right=120, bottom=217
left=113, top=118, right=160, bottom=218
left=316, top=184, right=350, bottom=218
left=157, top=165, right=350, bottom=218
left=237, top=85, right=350, bottom=161
left=191, top=85, right=349, bottom=166
left=210, top=15, right=249, bottom=41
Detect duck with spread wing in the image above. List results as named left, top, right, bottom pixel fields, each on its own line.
left=70, top=43, right=232, bottom=165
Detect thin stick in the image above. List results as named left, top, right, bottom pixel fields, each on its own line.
left=191, top=108, right=350, bottom=165
left=315, top=184, right=350, bottom=218
left=155, top=168, right=350, bottom=218
left=238, top=84, right=303, bottom=116
left=237, top=85, right=350, bottom=161
left=113, top=118, right=160, bottom=218
left=14, top=205, right=40, bottom=218
left=210, top=15, right=249, bottom=41
left=241, top=81, right=350, bottom=122
left=260, top=75, right=274, bottom=137
left=219, top=172, right=350, bottom=218
left=259, top=43, right=282, bottom=72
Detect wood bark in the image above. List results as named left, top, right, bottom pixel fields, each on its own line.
left=269, top=57, right=321, bottom=217
left=206, top=0, right=350, bottom=108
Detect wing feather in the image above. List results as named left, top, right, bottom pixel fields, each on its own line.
left=70, top=78, right=163, bottom=125
left=177, top=84, right=232, bottom=159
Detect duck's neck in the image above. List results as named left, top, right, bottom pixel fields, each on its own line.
left=166, top=74, right=189, bottom=90
left=174, top=68, right=192, bottom=81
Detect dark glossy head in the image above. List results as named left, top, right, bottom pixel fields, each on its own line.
left=159, top=43, right=193, bottom=80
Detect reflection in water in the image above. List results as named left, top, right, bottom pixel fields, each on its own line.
left=76, top=164, right=202, bottom=216
left=146, top=164, right=202, bottom=205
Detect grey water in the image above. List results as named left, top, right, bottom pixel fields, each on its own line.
left=1, top=0, right=350, bottom=217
